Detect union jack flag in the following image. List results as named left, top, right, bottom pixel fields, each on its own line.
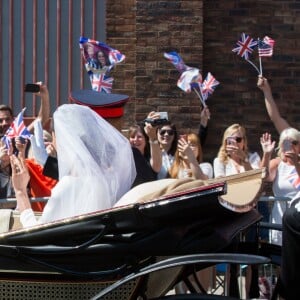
left=200, top=72, right=220, bottom=101
left=1, top=108, right=32, bottom=149
left=108, top=49, right=125, bottom=65
left=287, top=169, right=300, bottom=190
left=232, top=33, right=258, bottom=60
left=164, top=51, right=189, bottom=73
left=91, top=74, right=114, bottom=93
left=258, top=36, right=275, bottom=57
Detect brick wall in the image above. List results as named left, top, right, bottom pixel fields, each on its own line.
left=107, top=0, right=300, bottom=163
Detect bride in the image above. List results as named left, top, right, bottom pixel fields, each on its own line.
left=10, top=104, right=136, bottom=228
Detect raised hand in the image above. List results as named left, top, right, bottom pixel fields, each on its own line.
left=260, top=132, right=275, bottom=154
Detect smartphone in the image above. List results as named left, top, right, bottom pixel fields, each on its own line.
left=226, top=137, right=235, bottom=145
left=24, top=83, right=40, bottom=93
left=11, top=137, right=26, bottom=155
left=179, top=134, right=187, bottom=141
left=283, top=140, right=292, bottom=152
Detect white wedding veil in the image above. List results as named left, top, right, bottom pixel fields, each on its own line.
left=39, top=104, right=136, bottom=224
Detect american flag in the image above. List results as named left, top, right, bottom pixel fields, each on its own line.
left=258, top=36, right=275, bottom=57
left=200, top=72, right=219, bottom=100
left=232, top=33, right=258, bottom=60
left=91, top=74, right=114, bottom=93
left=1, top=108, right=32, bottom=149
left=164, top=51, right=189, bottom=73
left=287, top=169, right=300, bottom=190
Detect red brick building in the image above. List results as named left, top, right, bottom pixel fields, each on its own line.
left=107, top=0, right=300, bottom=162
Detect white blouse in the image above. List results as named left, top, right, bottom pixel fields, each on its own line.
left=213, top=152, right=261, bottom=178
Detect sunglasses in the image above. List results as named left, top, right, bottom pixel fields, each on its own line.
left=159, top=129, right=175, bottom=136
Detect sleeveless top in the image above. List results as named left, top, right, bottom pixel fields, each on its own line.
left=271, top=161, right=299, bottom=245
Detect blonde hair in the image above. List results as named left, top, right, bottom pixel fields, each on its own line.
left=169, top=133, right=203, bottom=178
left=217, top=124, right=249, bottom=164
left=277, top=127, right=300, bottom=158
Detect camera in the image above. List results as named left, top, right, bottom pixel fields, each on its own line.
left=24, top=83, right=40, bottom=93
left=144, top=118, right=169, bottom=126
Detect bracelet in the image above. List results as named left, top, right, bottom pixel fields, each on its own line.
left=149, top=139, right=159, bottom=145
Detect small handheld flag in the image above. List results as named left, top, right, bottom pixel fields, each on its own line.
left=232, top=33, right=275, bottom=75
left=232, top=33, right=258, bottom=61
left=177, top=68, right=200, bottom=93
left=258, top=35, right=275, bottom=75
left=232, top=33, right=260, bottom=74
left=163, top=52, right=189, bottom=73
left=258, top=36, right=275, bottom=57
left=1, top=108, right=32, bottom=149
left=200, top=72, right=220, bottom=101
left=164, top=51, right=219, bottom=108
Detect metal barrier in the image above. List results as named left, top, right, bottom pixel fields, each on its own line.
left=0, top=197, right=49, bottom=209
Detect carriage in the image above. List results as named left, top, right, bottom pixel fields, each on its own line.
left=0, top=169, right=272, bottom=299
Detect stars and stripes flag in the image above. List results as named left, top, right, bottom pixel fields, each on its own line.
left=91, top=74, right=114, bottom=93
left=1, top=108, right=32, bottom=149
left=200, top=72, right=220, bottom=101
left=287, top=169, right=300, bottom=190
left=232, top=33, right=258, bottom=60
left=258, top=36, right=275, bottom=57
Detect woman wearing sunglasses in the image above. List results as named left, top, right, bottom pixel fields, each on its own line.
left=258, top=77, right=300, bottom=298
left=213, top=123, right=261, bottom=178
left=156, top=107, right=210, bottom=179
left=261, top=127, right=300, bottom=246
left=214, top=124, right=266, bottom=298
left=156, top=123, right=178, bottom=179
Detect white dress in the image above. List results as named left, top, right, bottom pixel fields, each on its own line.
left=19, top=104, right=136, bottom=228
left=271, top=161, right=299, bottom=245
left=213, top=152, right=261, bottom=178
